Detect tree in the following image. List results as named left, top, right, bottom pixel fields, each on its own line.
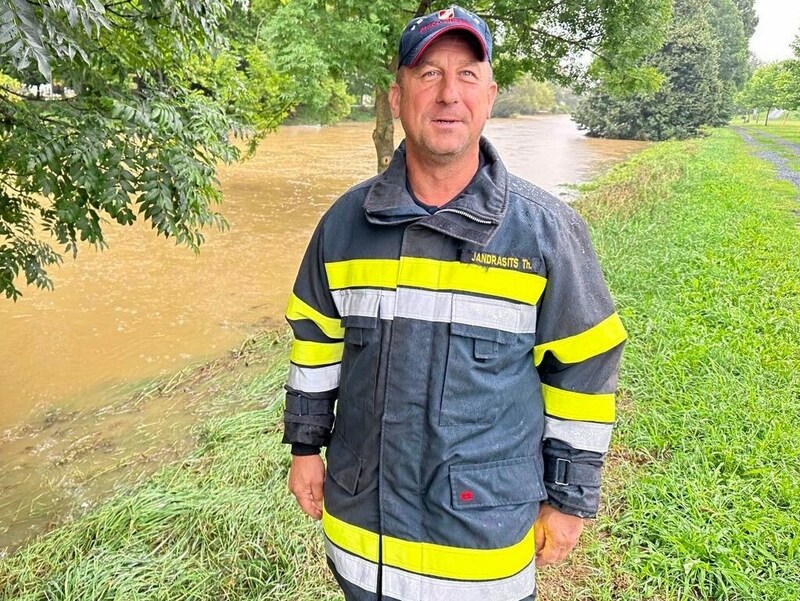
left=780, top=35, right=800, bottom=113
left=255, top=0, right=671, bottom=171
left=491, top=76, right=556, bottom=117
left=1, top=0, right=673, bottom=299
left=573, top=0, right=756, bottom=140
left=736, top=62, right=789, bottom=125
left=709, top=0, right=754, bottom=124
left=0, top=0, right=271, bottom=300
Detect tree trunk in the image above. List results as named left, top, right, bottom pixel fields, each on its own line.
left=371, top=0, right=433, bottom=173
left=765, top=107, right=771, bottom=126
left=372, top=86, right=395, bottom=173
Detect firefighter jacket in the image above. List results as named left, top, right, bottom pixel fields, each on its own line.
left=283, top=138, right=627, bottom=601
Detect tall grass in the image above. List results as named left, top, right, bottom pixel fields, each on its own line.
left=0, top=332, right=339, bottom=600
left=569, top=128, right=800, bottom=600
left=1, top=128, right=799, bottom=600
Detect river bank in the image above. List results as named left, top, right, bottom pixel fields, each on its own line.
left=2, top=126, right=799, bottom=600
left=0, top=116, right=649, bottom=556
left=0, top=116, right=646, bottom=435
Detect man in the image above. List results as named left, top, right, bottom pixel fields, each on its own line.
left=283, top=6, right=626, bottom=600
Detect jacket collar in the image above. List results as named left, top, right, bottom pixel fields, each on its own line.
left=363, top=137, right=508, bottom=247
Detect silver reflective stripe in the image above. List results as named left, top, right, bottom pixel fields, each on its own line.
left=382, top=560, right=535, bottom=601
left=395, top=288, right=451, bottom=322
left=451, top=293, right=536, bottom=333
left=287, top=363, right=340, bottom=393
left=333, top=288, right=536, bottom=334
left=543, top=416, right=614, bottom=453
left=324, top=537, right=378, bottom=594
left=396, top=289, right=535, bottom=333
left=332, top=289, right=395, bottom=319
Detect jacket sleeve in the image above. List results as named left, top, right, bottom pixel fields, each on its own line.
left=282, top=220, right=343, bottom=452
left=535, top=208, right=626, bottom=518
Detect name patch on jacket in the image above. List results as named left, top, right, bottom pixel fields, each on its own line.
left=461, top=250, right=540, bottom=273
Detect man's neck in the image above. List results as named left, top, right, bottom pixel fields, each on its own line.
left=405, top=148, right=480, bottom=207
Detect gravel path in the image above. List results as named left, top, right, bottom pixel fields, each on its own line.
left=733, top=126, right=800, bottom=190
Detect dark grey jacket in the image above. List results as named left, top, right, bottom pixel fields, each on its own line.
left=283, top=138, right=626, bottom=601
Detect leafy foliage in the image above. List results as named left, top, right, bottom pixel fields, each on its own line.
left=492, top=76, right=566, bottom=117
left=573, top=0, right=756, bottom=140
left=0, top=0, right=265, bottom=300
left=481, top=0, right=672, bottom=92
left=1, top=0, right=675, bottom=298
left=735, top=59, right=800, bottom=124
left=224, top=0, right=389, bottom=125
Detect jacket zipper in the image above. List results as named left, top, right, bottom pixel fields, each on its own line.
left=437, top=207, right=494, bottom=225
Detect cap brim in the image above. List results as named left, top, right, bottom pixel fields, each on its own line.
left=404, top=24, right=489, bottom=68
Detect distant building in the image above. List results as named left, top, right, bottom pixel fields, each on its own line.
left=20, top=83, right=76, bottom=100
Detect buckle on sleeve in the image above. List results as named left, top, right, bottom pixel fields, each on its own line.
left=554, top=458, right=571, bottom=486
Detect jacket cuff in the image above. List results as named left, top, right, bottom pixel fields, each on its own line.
left=281, top=421, right=333, bottom=448
left=291, top=443, right=322, bottom=456
left=544, top=473, right=601, bottom=518
left=542, top=441, right=604, bottom=518
left=282, top=390, right=335, bottom=447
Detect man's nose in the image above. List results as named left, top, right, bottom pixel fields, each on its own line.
left=436, top=74, right=459, bottom=104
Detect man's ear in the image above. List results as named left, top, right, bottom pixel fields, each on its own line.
left=389, top=81, right=402, bottom=119
left=487, top=81, right=498, bottom=118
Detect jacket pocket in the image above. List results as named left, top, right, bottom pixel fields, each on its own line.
left=326, top=429, right=363, bottom=496
left=440, top=320, right=534, bottom=426
left=339, top=313, right=381, bottom=413
left=449, top=456, right=546, bottom=510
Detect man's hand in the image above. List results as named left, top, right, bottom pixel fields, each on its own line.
left=288, top=454, right=325, bottom=520
left=534, top=503, right=585, bottom=566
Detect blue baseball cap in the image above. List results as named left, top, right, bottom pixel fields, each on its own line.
left=398, top=6, right=493, bottom=69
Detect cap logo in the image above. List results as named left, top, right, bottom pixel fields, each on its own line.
left=398, top=5, right=493, bottom=68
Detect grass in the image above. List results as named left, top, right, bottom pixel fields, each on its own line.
left=559, top=127, right=800, bottom=600
left=1, top=127, right=799, bottom=600
left=0, top=332, right=339, bottom=601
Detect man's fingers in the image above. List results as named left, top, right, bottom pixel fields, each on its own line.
left=534, top=504, right=584, bottom=567
left=534, top=522, right=546, bottom=555
left=311, top=479, right=324, bottom=511
left=294, top=490, right=323, bottom=520
left=536, top=541, right=567, bottom=566
left=288, top=454, right=325, bottom=520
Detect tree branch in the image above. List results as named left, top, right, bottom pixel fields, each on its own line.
left=0, top=86, right=31, bottom=100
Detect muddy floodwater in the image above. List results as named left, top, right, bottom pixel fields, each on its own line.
left=0, top=115, right=647, bottom=551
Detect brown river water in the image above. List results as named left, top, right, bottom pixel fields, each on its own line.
left=0, top=115, right=646, bottom=553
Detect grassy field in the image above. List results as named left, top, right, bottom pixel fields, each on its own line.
left=566, top=126, right=800, bottom=600
left=1, top=126, right=798, bottom=600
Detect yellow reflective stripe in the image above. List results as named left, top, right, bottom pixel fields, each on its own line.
left=325, top=258, right=545, bottom=305
left=285, top=293, right=344, bottom=339
left=382, top=527, right=536, bottom=581
left=289, top=340, right=344, bottom=367
left=323, top=506, right=380, bottom=563
left=324, top=509, right=536, bottom=581
left=326, top=259, right=400, bottom=290
left=542, top=384, right=616, bottom=423
left=534, top=313, right=626, bottom=366
left=398, top=257, right=545, bottom=305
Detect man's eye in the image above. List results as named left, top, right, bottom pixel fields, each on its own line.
left=462, top=70, right=477, bottom=78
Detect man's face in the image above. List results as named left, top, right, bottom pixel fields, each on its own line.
left=390, top=34, right=497, bottom=166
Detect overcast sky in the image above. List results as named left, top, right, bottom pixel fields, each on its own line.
left=749, top=0, right=800, bottom=62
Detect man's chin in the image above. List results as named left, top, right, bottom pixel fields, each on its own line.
left=419, top=140, right=473, bottom=163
